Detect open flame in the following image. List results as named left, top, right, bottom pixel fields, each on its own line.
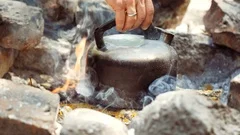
left=52, top=37, right=87, bottom=93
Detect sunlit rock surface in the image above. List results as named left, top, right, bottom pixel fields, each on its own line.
left=204, top=0, right=240, bottom=53
left=13, top=37, right=71, bottom=75
left=171, top=33, right=240, bottom=94
left=130, top=90, right=240, bottom=135
left=61, top=108, right=128, bottom=135
left=0, top=79, right=60, bottom=135
left=0, top=0, right=44, bottom=50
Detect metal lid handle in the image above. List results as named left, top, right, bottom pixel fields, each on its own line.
left=94, top=18, right=174, bottom=50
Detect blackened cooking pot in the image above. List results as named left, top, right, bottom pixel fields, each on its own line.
left=87, top=19, right=178, bottom=109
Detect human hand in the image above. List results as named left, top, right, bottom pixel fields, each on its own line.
left=105, top=0, right=154, bottom=32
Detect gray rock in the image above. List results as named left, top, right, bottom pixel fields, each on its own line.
left=0, top=79, right=60, bottom=135
left=43, top=0, right=77, bottom=24
left=13, top=37, right=71, bottom=75
left=0, top=47, right=17, bottom=78
left=203, top=0, right=240, bottom=53
left=129, top=90, right=240, bottom=135
left=16, top=0, right=78, bottom=25
left=0, top=0, right=44, bottom=50
left=228, top=74, right=240, bottom=111
left=58, top=0, right=78, bottom=21
left=171, top=33, right=240, bottom=89
left=61, top=108, right=128, bottom=135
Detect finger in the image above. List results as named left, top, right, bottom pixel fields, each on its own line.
left=123, top=0, right=137, bottom=31
left=113, top=0, right=126, bottom=31
left=105, top=0, right=113, bottom=7
left=115, top=9, right=126, bottom=31
left=141, top=0, right=154, bottom=30
left=132, top=0, right=146, bottom=29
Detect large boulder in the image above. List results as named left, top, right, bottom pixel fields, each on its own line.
left=129, top=90, right=240, bottom=135
left=171, top=33, right=240, bottom=89
left=0, top=79, right=60, bottom=135
left=0, top=47, right=17, bottom=78
left=61, top=108, right=129, bottom=135
left=13, top=37, right=71, bottom=75
left=203, top=0, right=240, bottom=53
left=0, top=0, right=44, bottom=50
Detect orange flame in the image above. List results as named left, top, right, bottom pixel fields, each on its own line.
left=52, top=37, right=87, bottom=93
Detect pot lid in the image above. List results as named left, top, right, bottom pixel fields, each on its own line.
left=103, top=34, right=145, bottom=49
left=94, top=34, right=173, bottom=62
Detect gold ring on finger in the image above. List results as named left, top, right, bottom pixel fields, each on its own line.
left=127, top=12, right=137, bottom=17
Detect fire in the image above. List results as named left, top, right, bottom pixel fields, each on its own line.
left=52, top=37, right=87, bottom=93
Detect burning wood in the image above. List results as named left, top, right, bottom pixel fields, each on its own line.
left=52, top=37, right=87, bottom=93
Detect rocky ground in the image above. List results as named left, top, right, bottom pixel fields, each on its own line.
left=1, top=0, right=240, bottom=135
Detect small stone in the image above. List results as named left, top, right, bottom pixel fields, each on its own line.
left=41, top=83, right=52, bottom=90
left=27, top=78, right=37, bottom=87
left=40, top=74, right=55, bottom=83
left=61, top=108, right=128, bottom=135
left=5, top=72, right=28, bottom=85
left=0, top=47, right=17, bottom=78
left=228, top=74, right=240, bottom=111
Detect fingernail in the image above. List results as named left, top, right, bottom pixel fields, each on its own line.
left=142, top=27, right=148, bottom=30
left=116, top=28, right=123, bottom=32
left=121, top=29, right=126, bottom=32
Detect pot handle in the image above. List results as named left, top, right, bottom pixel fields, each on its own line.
left=94, top=18, right=174, bottom=50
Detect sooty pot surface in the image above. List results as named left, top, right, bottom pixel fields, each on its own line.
left=87, top=19, right=178, bottom=109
